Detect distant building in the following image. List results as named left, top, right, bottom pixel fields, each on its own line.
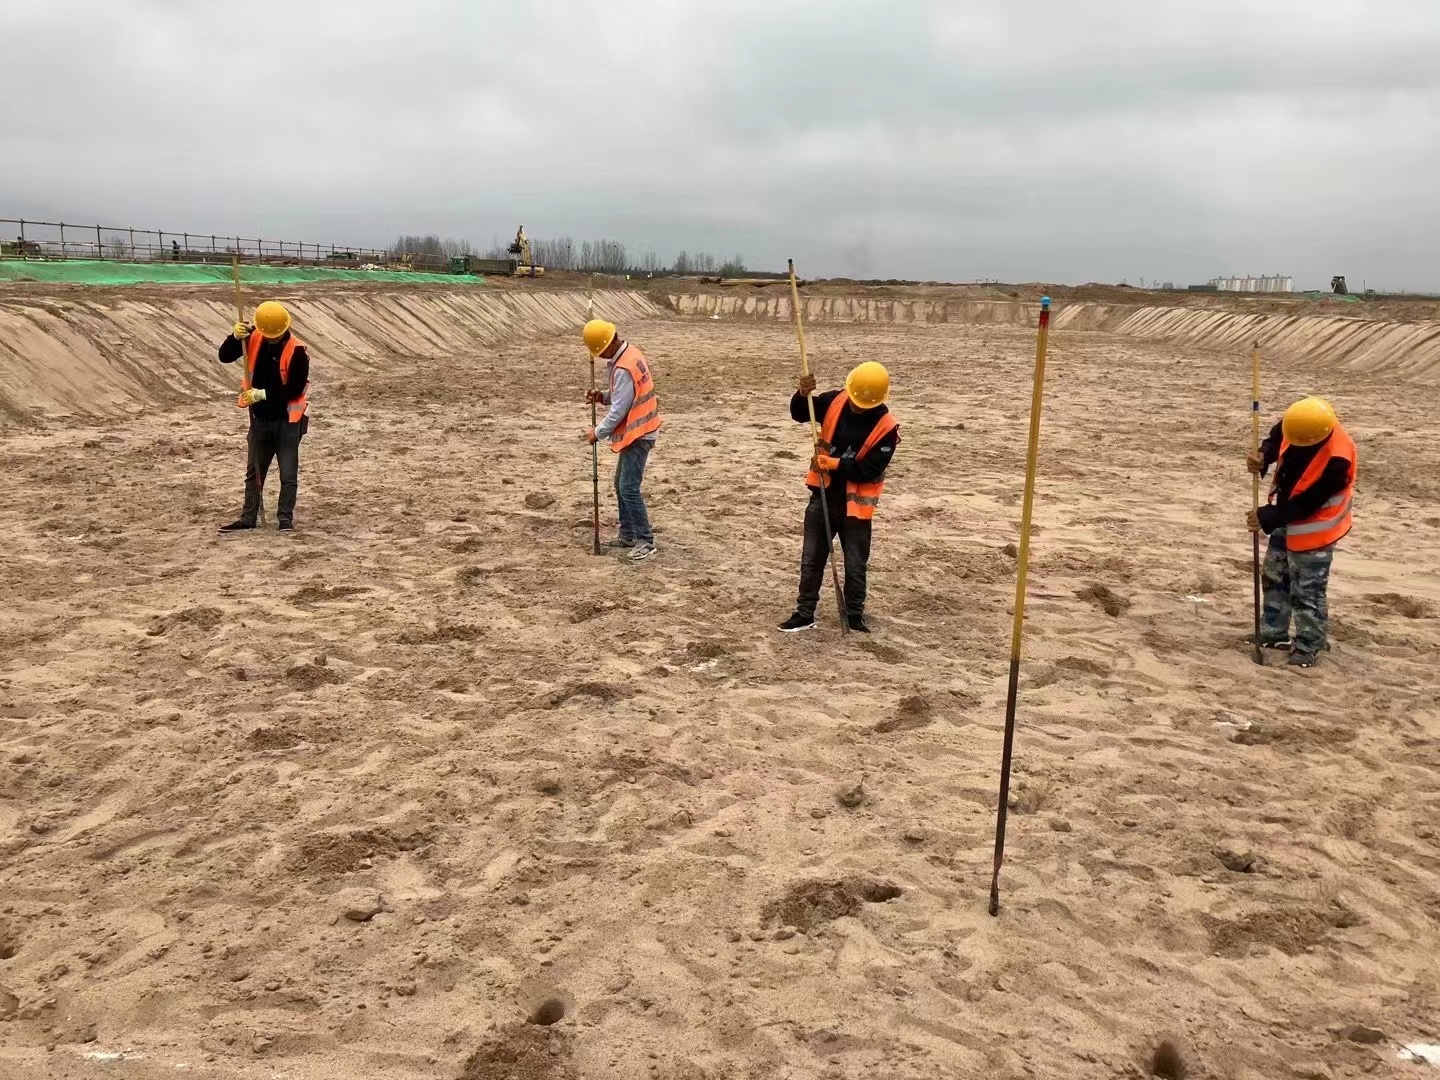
left=1209, top=275, right=1294, bottom=293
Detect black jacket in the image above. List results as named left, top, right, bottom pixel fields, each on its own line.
left=1256, top=421, right=1352, bottom=533
left=218, top=332, right=309, bottom=423
left=792, top=389, right=899, bottom=490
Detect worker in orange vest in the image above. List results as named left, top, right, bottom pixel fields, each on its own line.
left=217, top=300, right=311, bottom=533
left=582, top=320, right=662, bottom=561
left=1246, top=396, right=1356, bottom=667
left=779, top=362, right=899, bottom=634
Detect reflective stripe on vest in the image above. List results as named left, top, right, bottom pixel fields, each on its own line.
left=803, top=394, right=899, bottom=519
left=609, top=345, right=662, bottom=452
left=1286, top=493, right=1352, bottom=538
left=244, top=333, right=310, bottom=423
left=1273, top=423, right=1356, bottom=551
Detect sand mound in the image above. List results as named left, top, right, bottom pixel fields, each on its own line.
left=4, top=281, right=1440, bottom=425
left=0, top=286, right=661, bottom=421
left=674, top=292, right=1440, bottom=383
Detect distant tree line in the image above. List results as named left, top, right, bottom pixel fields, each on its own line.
left=391, top=231, right=747, bottom=276
left=391, top=233, right=474, bottom=258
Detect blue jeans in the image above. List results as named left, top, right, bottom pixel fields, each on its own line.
left=1261, top=527, right=1335, bottom=657
left=614, top=440, right=654, bottom=544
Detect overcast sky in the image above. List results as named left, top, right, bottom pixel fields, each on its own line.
left=2, top=0, right=1438, bottom=289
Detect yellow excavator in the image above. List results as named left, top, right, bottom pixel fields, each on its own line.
left=507, top=226, right=543, bottom=277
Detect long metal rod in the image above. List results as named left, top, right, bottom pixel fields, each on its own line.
left=231, top=253, right=249, bottom=404
left=231, top=255, right=263, bottom=525
left=587, top=277, right=602, bottom=555
left=788, top=258, right=848, bottom=634
left=589, top=357, right=602, bottom=554
left=231, top=254, right=244, bottom=327
left=1251, top=342, right=1264, bottom=665
left=988, top=296, right=1052, bottom=917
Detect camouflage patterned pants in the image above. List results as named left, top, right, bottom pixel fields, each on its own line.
left=1260, top=528, right=1335, bottom=657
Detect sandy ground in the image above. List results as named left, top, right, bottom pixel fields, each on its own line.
left=2, top=313, right=1439, bottom=1080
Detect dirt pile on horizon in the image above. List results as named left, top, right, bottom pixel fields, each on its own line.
left=1, top=315, right=1438, bottom=1078
left=5, top=279, right=1440, bottom=426
left=0, top=285, right=661, bottom=423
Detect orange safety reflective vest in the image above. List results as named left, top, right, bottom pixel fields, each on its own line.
left=607, top=344, right=662, bottom=452
left=1272, top=422, right=1356, bottom=551
left=241, top=333, right=310, bottom=424
left=804, top=394, right=899, bottom=520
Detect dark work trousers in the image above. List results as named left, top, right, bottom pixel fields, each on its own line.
left=796, top=486, right=872, bottom=618
left=613, top=439, right=654, bottom=544
left=242, top=415, right=307, bottom=525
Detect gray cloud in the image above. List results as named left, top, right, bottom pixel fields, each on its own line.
left=2, top=0, right=1438, bottom=289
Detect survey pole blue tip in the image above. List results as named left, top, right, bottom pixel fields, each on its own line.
left=1040, top=296, right=1051, bottom=307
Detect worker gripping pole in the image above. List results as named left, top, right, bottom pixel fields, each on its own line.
left=587, top=276, right=602, bottom=555
left=988, top=296, right=1052, bottom=917
left=1250, top=342, right=1264, bottom=665
left=788, top=258, right=848, bottom=635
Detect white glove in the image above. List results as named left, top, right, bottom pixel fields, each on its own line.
left=238, top=388, right=268, bottom=407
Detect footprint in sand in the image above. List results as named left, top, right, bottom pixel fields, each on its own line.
left=1075, top=583, right=1131, bottom=617
left=761, top=878, right=904, bottom=934
left=873, top=694, right=934, bottom=734
left=0, top=917, right=20, bottom=959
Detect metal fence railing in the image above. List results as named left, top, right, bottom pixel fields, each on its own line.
left=0, top=218, right=453, bottom=272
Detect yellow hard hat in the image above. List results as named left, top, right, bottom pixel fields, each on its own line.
left=844, top=361, right=890, bottom=409
left=1282, top=396, right=1337, bottom=447
left=253, top=301, right=291, bottom=339
left=583, top=319, right=617, bottom=357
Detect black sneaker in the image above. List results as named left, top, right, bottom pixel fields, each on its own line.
left=602, top=536, right=636, bottom=550
left=1287, top=651, right=1318, bottom=668
left=778, top=612, right=816, bottom=633
left=219, top=519, right=256, bottom=533
left=278, top=520, right=294, bottom=532
left=847, top=614, right=871, bottom=634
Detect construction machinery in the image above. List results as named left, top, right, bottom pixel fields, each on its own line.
left=449, top=254, right=524, bottom=276
left=1, top=236, right=41, bottom=258
left=1331, top=275, right=1348, bottom=295
left=507, top=226, right=543, bottom=277
left=439, top=227, right=548, bottom=278
left=445, top=227, right=546, bottom=277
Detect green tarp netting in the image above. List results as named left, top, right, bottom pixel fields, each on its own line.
left=0, top=260, right=483, bottom=287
